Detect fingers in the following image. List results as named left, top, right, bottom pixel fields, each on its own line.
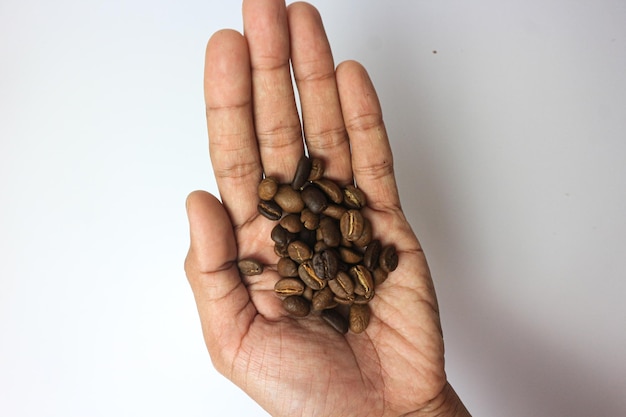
left=205, top=29, right=260, bottom=227
left=287, top=2, right=352, bottom=183
left=336, top=61, right=401, bottom=211
left=184, top=191, right=255, bottom=369
left=243, top=0, right=304, bottom=182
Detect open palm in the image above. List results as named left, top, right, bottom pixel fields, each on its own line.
left=185, top=1, right=468, bottom=416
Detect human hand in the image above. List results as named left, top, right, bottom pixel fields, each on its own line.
left=184, top=1, right=470, bottom=416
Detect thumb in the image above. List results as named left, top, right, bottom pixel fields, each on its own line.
left=184, top=190, right=255, bottom=373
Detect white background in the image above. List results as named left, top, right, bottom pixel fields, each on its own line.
left=2, top=0, right=625, bottom=416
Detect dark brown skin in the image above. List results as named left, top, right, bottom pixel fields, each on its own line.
left=184, top=1, right=472, bottom=416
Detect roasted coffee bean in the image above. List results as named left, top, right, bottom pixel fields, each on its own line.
left=274, top=184, right=305, bottom=213
left=340, top=209, right=365, bottom=242
left=274, top=278, right=306, bottom=296
left=283, top=295, right=310, bottom=317
left=302, top=285, right=314, bottom=301
left=333, top=295, right=354, bottom=305
left=353, top=218, right=373, bottom=248
left=280, top=213, right=303, bottom=233
left=350, top=265, right=374, bottom=299
left=313, top=178, right=343, bottom=204
left=338, top=246, right=363, bottom=264
left=321, top=308, right=349, bottom=334
left=301, top=185, right=328, bottom=214
left=308, top=157, right=325, bottom=181
left=322, top=204, right=347, bottom=220
left=363, top=239, right=382, bottom=270
left=343, top=184, right=367, bottom=209
left=354, top=294, right=373, bottom=304
left=312, top=250, right=339, bottom=281
left=277, top=257, right=299, bottom=277
left=274, top=243, right=290, bottom=258
left=300, top=209, right=320, bottom=230
left=380, top=245, right=399, bottom=272
left=292, top=155, right=312, bottom=190
left=373, top=267, right=389, bottom=286
left=311, top=287, right=336, bottom=311
left=258, top=176, right=279, bottom=201
left=237, top=258, right=263, bottom=276
left=328, top=271, right=355, bottom=300
left=314, top=241, right=329, bottom=253
left=317, top=217, right=341, bottom=247
left=299, top=227, right=317, bottom=249
left=298, top=261, right=326, bottom=290
left=258, top=200, right=282, bottom=220
left=271, top=224, right=296, bottom=246
left=349, top=303, right=371, bottom=333
left=288, top=240, right=313, bottom=263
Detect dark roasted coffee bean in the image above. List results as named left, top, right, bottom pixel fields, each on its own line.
left=237, top=259, right=263, bottom=276
left=353, top=218, right=372, bottom=248
left=299, top=227, right=317, bottom=249
left=288, top=240, right=313, bottom=263
left=328, top=271, right=355, bottom=300
left=280, top=214, right=303, bottom=233
left=338, top=247, right=363, bottom=264
left=274, top=184, right=305, bottom=213
left=322, top=204, right=347, bottom=220
left=298, top=261, right=326, bottom=290
left=258, top=200, right=282, bottom=220
left=373, top=267, right=389, bottom=285
left=300, top=208, right=320, bottom=230
left=313, top=178, right=343, bottom=204
left=312, top=250, right=339, bottom=280
left=343, top=184, right=367, bottom=209
left=271, top=224, right=296, bottom=246
left=301, top=185, right=328, bottom=214
left=308, top=157, right=325, bottom=181
left=311, top=287, right=336, bottom=311
left=349, top=265, right=374, bottom=299
left=283, top=295, right=310, bottom=317
left=380, top=245, right=399, bottom=272
left=349, top=303, right=371, bottom=333
left=321, top=308, right=349, bottom=334
left=274, top=243, right=290, bottom=258
left=292, top=155, right=312, bottom=190
left=363, top=239, right=382, bottom=270
left=274, top=278, right=306, bottom=296
left=277, top=257, right=299, bottom=277
left=317, top=216, right=341, bottom=247
left=340, top=209, right=365, bottom=242
left=258, top=176, right=279, bottom=201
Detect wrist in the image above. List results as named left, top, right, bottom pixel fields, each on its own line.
left=403, top=382, right=471, bottom=417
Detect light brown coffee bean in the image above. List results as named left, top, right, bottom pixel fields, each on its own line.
left=321, top=308, right=349, bottom=334
left=300, top=208, right=320, bottom=230
left=349, top=265, right=374, bottom=299
left=274, top=184, right=305, bottom=213
left=328, top=271, right=355, bottom=300
left=340, top=209, right=365, bottom=242
left=283, top=295, right=310, bottom=317
left=349, top=303, right=371, bottom=333
left=277, top=257, right=299, bottom=277
left=292, top=155, right=312, bottom=190
left=311, top=287, right=336, bottom=311
left=343, top=184, right=367, bottom=209
left=258, top=177, right=279, bottom=201
left=288, top=240, right=313, bottom=263
left=302, top=285, right=314, bottom=301
left=274, top=278, right=306, bottom=296
left=313, top=178, right=343, bottom=204
left=237, top=259, right=264, bottom=276
left=380, top=245, right=399, bottom=272
left=298, top=261, right=326, bottom=290
left=338, top=247, right=363, bottom=264
left=280, top=214, right=303, bottom=233
left=322, top=204, right=347, bottom=220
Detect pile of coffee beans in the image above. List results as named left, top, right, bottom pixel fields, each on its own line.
left=237, top=155, right=398, bottom=334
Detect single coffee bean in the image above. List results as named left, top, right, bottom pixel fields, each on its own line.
left=308, top=157, right=325, bottom=181
left=237, top=258, right=264, bottom=276
left=271, top=224, right=296, bottom=246
left=302, top=285, right=314, bottom=301
left=301, top=185, right=328, bottom=214
left=283, top=295, right=310, bottom=317
left=321, top=308, right=349, bottom=334
left=299, top=227, right=317, bottom=249
left=300, top=208, right=320, bottom=230
left=317, top=217, right=341, bottom=248
left=350, top=265, right=374, bottom=299
left=288, top=240, right=313, bottom=263
left=311, top=286, right=336, bottom=311
left=343, top=184, right=367, bottom=209
left=292, top=155, right=312, bottom=190
left=340, top=209, right=365, bottom=242
left=274, top=243, right=290, bottom=258
left=349, top=303, right=371, bottom=333
left=380, top=245, right=399, bottom=272
left=338, top=246, right=363, bottom=264
left=280, top=213, right=303, bottom=233
left=277, top=257, right=299, bottom=277
left=274, top=278, right=306, bottom=296
left=313, top=178, right=343, bottom=204
left=328, top=271, right=355, bottom=300
left=322, top=204, right=347, bottom=220
left=258, top=200, right=282, bottom=221
left=363, top=239, right=382, bottom=270
left=298, top=261, right=326, bottom=290
left=353, top=217, right=373, bottom=248
left=373, top=267, right=389, bottom=286
left=258, top=176, right=279, bottom=201
left=312, top=250, right=339, bottom=281
left=274, top=184, right=305, bottom=213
